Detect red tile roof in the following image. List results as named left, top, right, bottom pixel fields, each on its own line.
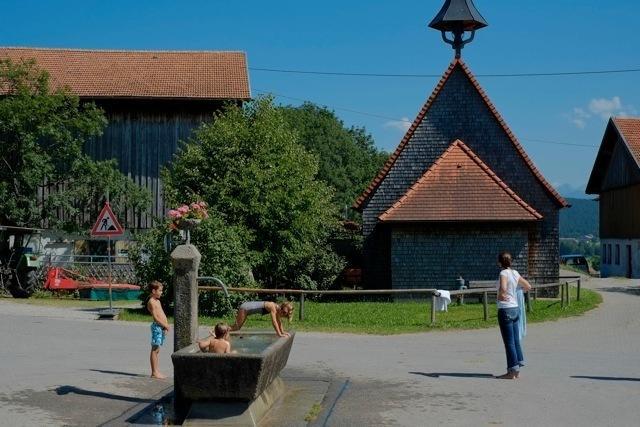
left=379, top=140, right=542, bottom=222
left=354, top=58, right=568, bottom=211
left=0, top=47, right=250, bottom=100
left=612, top=117, right=640, bottom=165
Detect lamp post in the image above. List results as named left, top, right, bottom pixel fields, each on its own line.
left=428, top=0, right=488, bottom=58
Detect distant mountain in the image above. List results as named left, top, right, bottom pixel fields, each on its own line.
left=556, top=184, right=589, bottom=199
left=559, top=197, right=599, bottom=238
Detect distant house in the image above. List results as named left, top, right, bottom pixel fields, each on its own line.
left=0, top=47, right=251, bottom=229
left=353, top=59, right=568, bottom=290
left=586, top=117, right=640, bottom=278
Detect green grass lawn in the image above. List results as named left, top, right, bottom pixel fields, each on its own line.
left=117, top=286, right=601, bottom=335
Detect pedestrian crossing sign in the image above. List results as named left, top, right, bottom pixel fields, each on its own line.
left=91, top=202, right=124, bottom=237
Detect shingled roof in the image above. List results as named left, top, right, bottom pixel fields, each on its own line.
left=612, top=117, right=640, bottom=164
left=586, top=116, right=640, bottom=193
left=0, top=47, right=250, bottom=100
left=354, top=58, right=568, bottom=211
left=379, top=140, right=542, bottom=222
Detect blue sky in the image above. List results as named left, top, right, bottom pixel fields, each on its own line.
left=2, top=0, right=639, bottom=197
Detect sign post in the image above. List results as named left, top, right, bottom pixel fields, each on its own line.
left=91, top=198, right=124, bottom=319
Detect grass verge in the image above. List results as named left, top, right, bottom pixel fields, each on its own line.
left=116, top=286, right=601, bottom=335
left=1, top=295, right=140, bottom=309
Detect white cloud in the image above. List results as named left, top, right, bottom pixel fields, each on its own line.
left=588, top=96, right=623, bottom=120
left=571, top=108, right=590, bottom=129
left=384, top=117, right=412, bottom=132
left=569, top=97, right=635, bottom=129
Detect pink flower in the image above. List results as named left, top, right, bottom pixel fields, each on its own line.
left=191, top=202, right=201, bottom=210
left=168, top=210, right=181, bottom=219
left=198, top=201, right=207, bottom=208
left=178, top=205, right=189, bottom=214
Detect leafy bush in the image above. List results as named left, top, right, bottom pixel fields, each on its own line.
left=129, top=210, right=256, bottom=316
left=163, top=96, right=345, bottom=290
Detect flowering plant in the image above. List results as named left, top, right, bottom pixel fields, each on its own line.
left=168, top=201, right=209, bottom=230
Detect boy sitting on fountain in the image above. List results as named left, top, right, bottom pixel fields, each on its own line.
left=198, top=322, right=232, bottom=354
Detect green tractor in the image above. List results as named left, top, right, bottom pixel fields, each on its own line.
left=0, top=226, right=45, bottom=298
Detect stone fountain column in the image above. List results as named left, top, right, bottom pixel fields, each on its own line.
left=171, top=243, right=201, bottom=419
left=171, top=243, right=201, bottom=351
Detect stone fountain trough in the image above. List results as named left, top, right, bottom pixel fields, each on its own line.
left=172, top=331, right=295, bottom=425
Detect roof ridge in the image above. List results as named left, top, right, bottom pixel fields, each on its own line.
left=611, top=117, right=640, bottom=169
left=378, top=140, right=542, bottom=221
left=0, top=46, right=247, bottom=54
left=454, top=140, right=542, bottom=219
left=353, top=59, right=568, bottom=211
left=353, top=59, right=460, bottom=209
left=455, top=61, right=568, bottom=208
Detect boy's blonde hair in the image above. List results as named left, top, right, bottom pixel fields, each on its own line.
left=149, top=280, right=163, bottom=292
left=214, top=322, right=230, bottom=338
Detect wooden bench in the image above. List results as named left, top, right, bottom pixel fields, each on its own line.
left=466, top=280, right=496, bottom=303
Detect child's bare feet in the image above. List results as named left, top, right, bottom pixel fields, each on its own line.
left=151, top=372, right=167, bottom=379
left=495, top=372, right=517, bottom=379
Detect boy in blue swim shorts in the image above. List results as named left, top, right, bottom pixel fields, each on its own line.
left=147, top=281, right=170, bottom=379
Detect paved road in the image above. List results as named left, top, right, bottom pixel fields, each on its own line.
left=288, top=275, right=640, bottom=426
left=0, top=275, right=639, bottom=426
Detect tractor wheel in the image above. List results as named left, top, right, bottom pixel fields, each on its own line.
left=9, top=270, right=36, bottom=298
left=8, top=276, right=29, bottom=298
left=24, top=270, right=40, bottom=295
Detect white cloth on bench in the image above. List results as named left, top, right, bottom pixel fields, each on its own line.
left=434, top=290, right=451, bottom=312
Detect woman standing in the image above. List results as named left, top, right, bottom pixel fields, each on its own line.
left=495, top=252, right=532, bottom=379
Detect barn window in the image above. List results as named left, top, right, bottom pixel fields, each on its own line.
left=608, top=244, right=612, bottom=264
left=615, top=244, right=620, bottom=265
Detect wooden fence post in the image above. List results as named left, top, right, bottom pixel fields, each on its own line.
left=483, top=292, right=488, bottom=321
left=525, top=292, right=532, bottom=313
left=565, top=282, right=570, bottom=306
left=299, top=292, right=305, bottom=321
left=560, top=283, right=565, bottom=307
left=431, top=294, right=436, bottom=325
left=577, top=279, right=581, bottom=301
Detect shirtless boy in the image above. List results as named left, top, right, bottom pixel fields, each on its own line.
left=147, top=280, right=170, bottom=379
left=197, top=322, right=232, bottom=354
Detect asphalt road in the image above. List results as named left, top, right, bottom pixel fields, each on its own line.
left=1, top=275, right=639, bottom=426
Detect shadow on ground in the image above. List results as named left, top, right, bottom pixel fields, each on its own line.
left=409, top=372, right=494, bottom=379
left=596, top=287, right=640, bottom=296
left=571, top=375, right=640, bottom=382
left=55, top=385, right=155, bottom=403
left=89, top=369, right=147, bottom=377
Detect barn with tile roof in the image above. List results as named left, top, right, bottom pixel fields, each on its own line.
left=587, top=117, right=640, bottom=278
left=0, top=47, right=251, bottom=229
left=354, top=59, right=568, bottom=290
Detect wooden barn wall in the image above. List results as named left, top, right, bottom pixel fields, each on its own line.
left=601, top=135, right=640, bottom=191
left=361, top=67, right=560, bottom=289
left=81, top=99, right=224, bottom=229
left=600, top=184, right=640, bottom=238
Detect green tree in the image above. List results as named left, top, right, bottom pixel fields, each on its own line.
left=129, top=212, right=254, bottom=316
left=279, top=103, right=388, bottom=218
left=163, top=97, right=345, bottom=289
left=0, top=59, right=150, bottom=230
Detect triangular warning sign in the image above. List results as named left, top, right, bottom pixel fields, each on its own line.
left=91, top=202, right=124, bottom=237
